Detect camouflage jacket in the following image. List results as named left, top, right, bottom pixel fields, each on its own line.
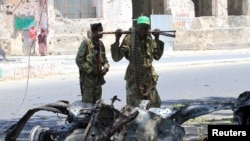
left=76, top=38, right=109, bottom=87
left=111, top=34, right=164, bottom=86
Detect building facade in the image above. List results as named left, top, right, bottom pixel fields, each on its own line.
left=0, top=0, right=250, bottom=55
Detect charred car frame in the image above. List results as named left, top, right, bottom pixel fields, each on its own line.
left=4, top=91, right=250, bottom=141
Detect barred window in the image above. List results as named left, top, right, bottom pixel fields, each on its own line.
left=192, top=0, right=212, bottom=17
left=54, top=0, right=102, bottom=19
left=228, top=0, right=243, bottom=16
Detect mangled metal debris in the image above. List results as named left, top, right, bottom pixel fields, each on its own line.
left=4, top=91, right=250, bottom=141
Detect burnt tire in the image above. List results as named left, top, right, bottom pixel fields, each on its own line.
left=29, top=125, right=52, bottom=141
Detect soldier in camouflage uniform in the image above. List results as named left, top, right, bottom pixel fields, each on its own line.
left=76, top=23, right=109, bottom=104
left=111, top=16, right=164, bottom=108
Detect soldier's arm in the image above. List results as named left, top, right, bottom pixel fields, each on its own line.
left=111, top=35, right=129, bottom=62
left=75, top=40, right=93, bottom=74
left=100, top=42, right=109, bottom=70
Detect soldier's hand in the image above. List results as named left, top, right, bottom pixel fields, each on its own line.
left=100, top=67, right=109, bottom=76
left=152, top=28, right=160, bottom=40
left=115, top=29, right=122, bottom=42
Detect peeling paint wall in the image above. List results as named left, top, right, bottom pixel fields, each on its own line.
left=0, top=1, right=11, bottom=55
left=1, top=0, right=132, bottom=55
left=1, top=0, right=40, bottom=55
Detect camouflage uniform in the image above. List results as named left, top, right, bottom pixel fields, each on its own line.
left=111, top=34, right=164, bottom=107
left=76, top=37, right=109, bottom=104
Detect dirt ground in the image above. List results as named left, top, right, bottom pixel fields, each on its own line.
left=183, top=110, right=234, bottom=141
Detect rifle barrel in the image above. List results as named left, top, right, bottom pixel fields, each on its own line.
left=101, top=31, right=130, bottom=34
left=149, top=30, right=176, bottom=33
left=159, top=32, right=176, bottom=38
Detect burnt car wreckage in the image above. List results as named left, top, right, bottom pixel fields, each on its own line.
left=4, top=91, right=250, bottom=141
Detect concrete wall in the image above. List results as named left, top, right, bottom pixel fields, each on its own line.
left=169, top=0, right=250, bottom=50
left=48, top=0, right=132, bottom=55
left=174, top=16, right=250, bottom=50
left=1, top=0, right=250, bottom=56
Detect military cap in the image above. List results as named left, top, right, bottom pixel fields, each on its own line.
left=137, top=16, right=150, bottom=25
left=90, top=23, right=102, bottom=32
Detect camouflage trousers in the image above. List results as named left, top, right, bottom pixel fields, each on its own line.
left=126, top=83, right=161, bottom=108
left=81, top=85, right=102, bottom=104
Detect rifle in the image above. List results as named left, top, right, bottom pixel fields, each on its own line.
left=100, top=30, right=176, bottom=38
left=79, top=70, right=84, bottom=96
